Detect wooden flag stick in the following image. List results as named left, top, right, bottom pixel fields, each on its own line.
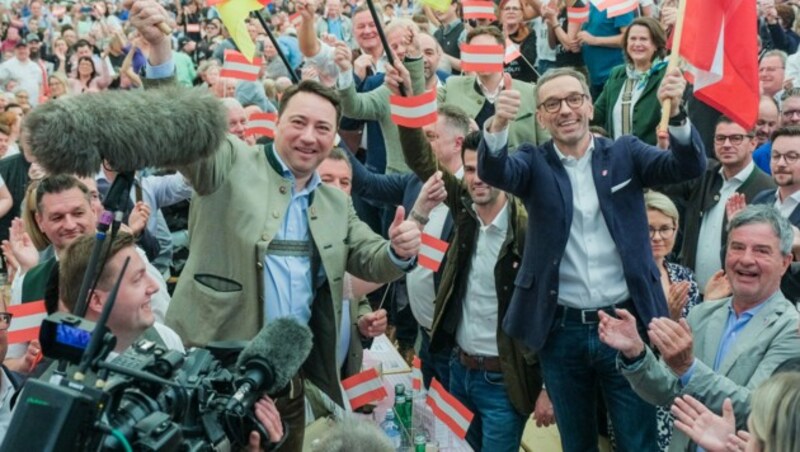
left=659, top=0, right=688, bottom=132
left=365, top=0, right=406, bottom=95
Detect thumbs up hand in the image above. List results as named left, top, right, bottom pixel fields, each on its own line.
left=388, top=206, right=421, bottom=260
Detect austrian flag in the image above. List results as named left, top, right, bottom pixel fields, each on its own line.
left=246, top=112, right=277, bottom=138
left=427, top=378, right=474, bottom=439
left=418, top=233, right=449, bottom=272
left=460, top=43, right=505, bottom=73
left=462, top=1, right=496, bottom=20
left=7, top=301, right=47, bottom=344
left=342, top=367, right=388, bottom=410
left=221, top=50, right=263, bottom=81
left=412, top=356, right=422, bottom=391
left=567, top=1, right=589, bottom=24
left=390, top=90, right=438, bottom=128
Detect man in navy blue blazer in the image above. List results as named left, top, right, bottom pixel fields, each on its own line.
left=476, top=67, right=707, bottom=452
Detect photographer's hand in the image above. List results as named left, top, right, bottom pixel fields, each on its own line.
left=248, top=396, right=283, bottom=451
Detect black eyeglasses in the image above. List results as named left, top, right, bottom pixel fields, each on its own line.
left=649, top=226, right=676, bottom=239
left=537, top=93, right=588, bottom=113
left=0, top=312, right=12, bottom=331
left=713, top=134, right=752, bottom=145
left=771, top=151, right=800, bottom=164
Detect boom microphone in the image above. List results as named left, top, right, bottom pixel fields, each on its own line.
left=225, top=318, right=313, bottom=413
left=23, top=86, right=228, bottom=177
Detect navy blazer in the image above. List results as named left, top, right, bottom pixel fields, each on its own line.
left=477, top=130, right=707, bottom=351
left=752, top=189, right=800, bottom=226
left=347, top=151, right=454, bottom=291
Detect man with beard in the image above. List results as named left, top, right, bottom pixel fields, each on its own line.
left=756, top=95, right=780, bottom=148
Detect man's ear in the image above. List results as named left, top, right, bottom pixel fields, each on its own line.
left=87, top=290, right=106, bottom=317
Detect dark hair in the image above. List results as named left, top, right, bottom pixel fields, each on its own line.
left=35, top=174, right=90, bottom=214
left=777, top=4, right=795, bottom=29
left=466, top=25, right=504, bottom=46
left=715, top=115, right=754, bottom=135
left=59, top=232, right=136, bottom=313
left=461, top=130, right=483, bottom=161
left=74, top=39, right=93, bottom=51
left=771, top=125, right=800, bottom=142
left=3, top=103, right=21, bottom=112
left=622, top=17, right=667, bottom=65
left=77, top=56, right=97, bottom=80
left=278, top=80, right=342, bottom=127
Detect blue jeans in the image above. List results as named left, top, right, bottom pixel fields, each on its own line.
left=537, top=59, right=557, bottom=77
left=449, top=354, right=525, bottom=452
left=418, top=327, right=451, bottom=390
left=538, top=313, right=658, bottom=452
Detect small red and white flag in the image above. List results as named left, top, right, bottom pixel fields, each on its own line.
left=390, top=90, right=438, bottom=128
left=246, top=112, right=277, bottom=138
left=462, top=1, right=496, bottom=20
left=221, top=49, right=263, bottom=81
left=412, top=356, right=423, bottom=391
left=567, top=1, right=590, bottom=24
left=426, top=378, right=474, bottom=439
left=460, top=43, right=505, bottom=73
left=186, top=23, right=201, bottom=33
left=7, top=301, right=47, bottom=344
left=342, top=367, right=388, bottom=410
left=208, top=0, right=270, bottom=5
left=504, top=38, right=521, bottom=64
left=604, top=0, right=638, bottom=18
left=289, top=12, right=303, bottom=27
left=418, top=233, right=449, bottom=272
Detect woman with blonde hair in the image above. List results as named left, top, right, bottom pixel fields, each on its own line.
left=48, top=72, right=71, bottom=100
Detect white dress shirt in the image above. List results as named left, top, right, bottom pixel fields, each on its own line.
left=774, top=188, right=800, bottom=219
left=695, top=161, right=755, bottom=291
left=456, top=200, right=509, bottom=356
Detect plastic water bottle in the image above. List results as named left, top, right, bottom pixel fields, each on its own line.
left=381, top=410, right=403, bottom=449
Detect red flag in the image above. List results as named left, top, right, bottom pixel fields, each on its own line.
left=426, top=378, right=474, bottom=439
left=462, top=1, right=496, bottom=20
left=418, top=233, right=449, bottom=272
left=603, top=0, right=638, bottom=18
left=186, top=23, right=201, bottom=33
left=460, top=43, right=505, bottom=73
left=567, top=1, right=589, bottom=25
left=221, top=49, right=263, bottom=81
left=390, top=90, right=438, bottom=128
left=504, top=38, right=522, bottom=65
left=289, top=12, right=302, bottom=27
left=342, top=367, right=388, bottom=410
left=246, top=112, right=277, bottom=138
left=412, top=356, right=422, bottom=391
left=678, top=0, right=758, bottom=129
left=7, top=301, right=47, bottom=344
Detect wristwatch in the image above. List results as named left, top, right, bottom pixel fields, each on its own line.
left=410, top=209, right=429, bottom=225
left=669, top=105, right=688, bottom=127
left=621, top=346, right=647, bottom=365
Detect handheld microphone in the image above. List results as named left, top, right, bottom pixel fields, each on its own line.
left=23, top=86, right=228, bottom=177
left=225, top=318, right=313, bottom=413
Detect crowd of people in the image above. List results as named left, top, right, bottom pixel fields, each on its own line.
left=0, top=0, right=797, bottom=451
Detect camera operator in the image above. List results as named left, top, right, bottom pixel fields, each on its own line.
left=58, top=232, right=284, bottom=450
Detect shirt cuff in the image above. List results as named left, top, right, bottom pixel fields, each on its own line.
left=146, top=59, right=175, bottom=79
left=668, top=119, right=692, bottom=145
left=678, top=359, right=697, bottom=387
left=306, top=40, right=335, bottom=67
left=388, top=247, right=416, bottom=272
left=337, top=69, right=354, bottom=90
left=482, top=119, right=510, bottom=155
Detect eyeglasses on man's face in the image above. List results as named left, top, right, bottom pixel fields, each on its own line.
left=537, top=93, right=588, bottom=114
left=0, top=312, right=12, bottom=331
left=713, top=134, right=752, bottom=146
left=771, top=151, right=800, bottom=165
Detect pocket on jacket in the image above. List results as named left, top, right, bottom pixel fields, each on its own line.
left=611, top=178, right=632, bottom=193
left=194, top=274, right=243, bottom=292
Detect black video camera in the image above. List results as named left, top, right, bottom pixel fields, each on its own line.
left=0, top=312, right=276, bottom=451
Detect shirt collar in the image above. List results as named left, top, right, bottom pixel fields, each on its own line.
left=719, top=160, right=754, bottom=183
left=455, top=166, right=465, bottom=179
left=553, top=137, right=596, bottom=162
left=443, top=18, right=461, bottom=33
left=271, top=146, right=322, bottom=194
left=777, top=188, right=800, bottom=204
left=473, top=198, right=509, bottom=231
left=475, top=76, right=506, bottom=103
left=727, top=296, right=770, bottom=320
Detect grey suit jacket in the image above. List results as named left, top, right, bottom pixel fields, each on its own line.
left=619, top=291, right=800, bottom=452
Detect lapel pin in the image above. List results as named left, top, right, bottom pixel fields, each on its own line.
left=601, top=170, right=608, bottom=176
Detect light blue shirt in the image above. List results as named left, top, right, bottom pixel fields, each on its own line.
left=678, top=300, right=768, bottom=386
left=263, top=149, right=323, bottom=325
left=326, top=18, right=343, bottom=41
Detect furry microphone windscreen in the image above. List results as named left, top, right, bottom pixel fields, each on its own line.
left=235, top=317, right=313, bottom=394
left=24, top=86, right=228, bottom=177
